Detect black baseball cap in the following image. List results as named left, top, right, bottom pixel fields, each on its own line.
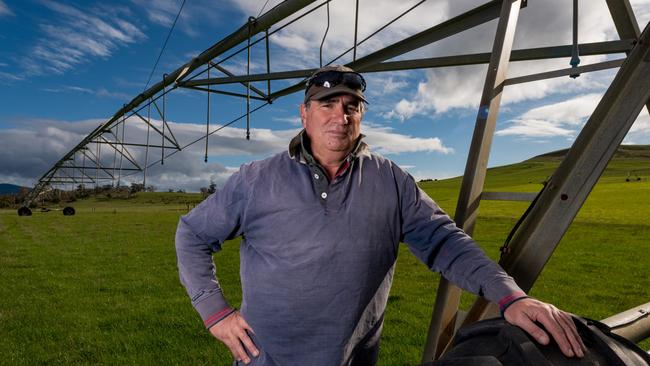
left=304, top=65, right=367, bottom=104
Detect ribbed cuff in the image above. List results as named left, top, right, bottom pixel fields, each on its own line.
left=481, top=270, right=525, bottom=306
left=193, top=290, right=232, bottom=329
left=203, top=307, right=236, bottom=329
left=498, top=292, right=528, bottom=315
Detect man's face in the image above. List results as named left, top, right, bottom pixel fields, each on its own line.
left=300, top=94, right=363, bottom=156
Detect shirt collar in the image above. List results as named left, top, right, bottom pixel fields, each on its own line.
left=288, top=129, right=369, bottom=164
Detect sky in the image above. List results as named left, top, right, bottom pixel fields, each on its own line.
left=0, top=0, right=649, bottom=192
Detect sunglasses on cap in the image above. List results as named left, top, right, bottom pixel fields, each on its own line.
left=305, top=71, right=367, bottom=92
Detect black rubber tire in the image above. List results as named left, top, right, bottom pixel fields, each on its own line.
left=17, top=206, right=32, bottom=216
left=62, top=206, right=76, bottom=216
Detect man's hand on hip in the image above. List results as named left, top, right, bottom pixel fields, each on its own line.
left=503, top=297, right=586, bottom=358
left=209, top=310, right=259, bottom=364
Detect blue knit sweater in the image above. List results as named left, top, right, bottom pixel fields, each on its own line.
left=175, top=132, right=523, bottom=365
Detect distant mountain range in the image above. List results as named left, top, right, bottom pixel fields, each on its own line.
left=0, top=184, right=29, bottom=195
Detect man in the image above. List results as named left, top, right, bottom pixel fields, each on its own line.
left=175, top=65, right=585, bottom=365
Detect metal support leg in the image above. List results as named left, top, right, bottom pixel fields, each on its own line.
left=605, top=0, right=650, bottom=116
left=143, top=101, right=151, bottom=187
left=162, top=74, right=167, bottom=165
left=112, top=124, right=118, bottom=187
left=462, top=21, right=650, bottom=327
left=95, top=141, right=100, bottom=190
left=205, top=65, right=210, bottom=162
left=353, top=0, right=359, bottom=61
left=422, top=0, right=523, bottom=362
left=81, top=149, right=86, bottom=188
left=570, top=0, right=581, bottom=78
left=265, top=29, right=271, bottom=99
left=118, top=112, right=126, bottom=186
left=246, top=18, right=253, bottom=140
left=71, top=152, right=76, bottom=189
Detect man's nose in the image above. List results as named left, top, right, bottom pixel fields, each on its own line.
left=332, top=102, right=349, bottom=124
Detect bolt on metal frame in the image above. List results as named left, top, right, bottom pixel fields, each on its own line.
left=20, top=0, right=650, bottom=360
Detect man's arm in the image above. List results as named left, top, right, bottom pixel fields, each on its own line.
left=395, top=169, right=585, bottom=358
left=175, top=169, right=258, bottom=364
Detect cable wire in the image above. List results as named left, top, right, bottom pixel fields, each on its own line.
left=319, top=1, right=330, bottom=67
left=143, top=0, right=187, bottom=91
left=257, top=0, right=271, bottom=18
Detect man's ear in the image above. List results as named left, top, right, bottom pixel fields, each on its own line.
left=299, top=103, right=307, bottom=128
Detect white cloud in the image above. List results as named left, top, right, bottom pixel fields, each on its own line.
left=21, top=2, right=146, bottom=76
left=272, top=116, right=302, bottom=126
left=495, top=119, right=576, bottom=138
left=96, top=88, right=130, bottom=100
left=629, top=112, right=650, bottom=134
left=624, top=111, right=650, bottom=144
left=363, top=123, right=453, bottom=155
left=0, top=0, right=13, bottom=16
left=271, top=32, right=312, bottom=53
left=136, top=0, right=180, bottom=26
left=0, top=114, right=453, bottom=191
left=42, top=85, right=130, bottom=100
left=496, top=93, right=603, bottom=138
left=0, top=71, right=24, bottom=82
left=496, top=93, right=650, bottom=143
left=380, top=77, right=409, bottom=94
left=383, top=99, right=419, bottom=122
left=518, top=93, right=603, bottom=125
left=408, top=168, right=459, bottom=182
left=131, top=0, right=228, bottom=38
left=632, top=0, right=650, bottom=26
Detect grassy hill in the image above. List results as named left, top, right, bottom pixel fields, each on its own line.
left=1, top=146, right=649, bottom=364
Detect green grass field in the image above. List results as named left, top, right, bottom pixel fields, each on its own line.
left=1, top=150, right=649, bottom=365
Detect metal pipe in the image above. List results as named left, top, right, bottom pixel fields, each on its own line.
left=601, top=302, right=650, bottom=343
left=181, top=85, right=268, bottom=100
left=100, top=136, right=142, bottom=170
left=503, top=58, right=624, bottom=86
left=162, top=74, right=166, bottom=165
left=205, top=65, right=210, bottom=163
left=353, top=0, right=359, bottom=61
left=95, top=141, right=100, bottom=189
left=605, top=0, right=650, bottom=117
left=320, top=1, right=330, bottom=67
left=143, top=101, right=151, bottom=187
left=71, top=152, right=76, bottom=189
left=112, top=124, right=118, bottom=186
left=133, top=109, right=178, bottom=148
left=265, top=29, right=271, bottom=97
left=81, top=150, right=86, bottom=187
left=61, top=166, right=141, bottom=171
left=94, top=141, right=171, bottom=148
left=118, top=111, right=126, bottom=186
left=246, top=18, right=252, bottom=141
left=183, top=40, right=633, bottom=87
left=209, top=62, right=268, bottom=99
left=570, top=0, right=581, bottom=78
